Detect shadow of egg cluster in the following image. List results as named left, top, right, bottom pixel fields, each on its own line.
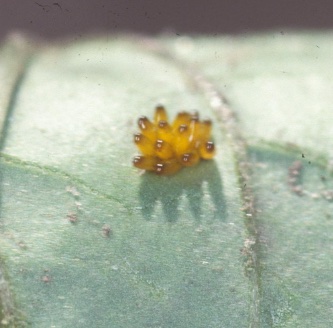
left=139, top=160, right=225, bottom=222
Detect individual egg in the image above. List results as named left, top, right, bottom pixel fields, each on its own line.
left=138, top=116, right=156, bottom=140
left=172, top=111, right=192, bottom=130
left=201, top=119, right=212, bottom=134
left=175, top=124, right=193, bottom=156
left=155, top=160, right=182, bottom=175
left=197, top=119, right=212, bottom=141
left=199, top=141, right=216, bottom=159
left=154, top=105, right=168, bottom=123
left=133, top=155, right=158, bottom=171
left=179, top=151, right=200, bottom=167
left=157, top=120, right=174, bottom=144
left=133, top=133, right=155, bottom=156
left=155, top=139, right=174, bottom=160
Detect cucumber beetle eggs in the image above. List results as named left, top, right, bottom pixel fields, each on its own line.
left=133, top=105, right=216, bottom=175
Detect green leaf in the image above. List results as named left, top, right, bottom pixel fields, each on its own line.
left=168, top=32, right=333, bottom=327
left=0, top=32, right=332, bottom=327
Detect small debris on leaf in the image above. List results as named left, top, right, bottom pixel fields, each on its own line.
left=67, top=212, right=78, bottom=223
left=102, top=224, right=112, bottom=237
left=288, top=160, right=303, bottom=195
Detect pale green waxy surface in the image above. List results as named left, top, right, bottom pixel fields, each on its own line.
left=0, top=37, right=250, bottom=327
left=250, top=146, right=333, bottom=327
left=171, top=32, right=333, bottom=155
left=169, top=32, right=333, bottom=327
left=1, top=33, right=333, bottom=327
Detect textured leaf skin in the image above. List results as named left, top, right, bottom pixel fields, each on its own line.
left=0, top=32, right=333, bottom=327
left=171, top=32, right=333, bottom=327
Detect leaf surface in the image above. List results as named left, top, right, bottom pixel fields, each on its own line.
left=0, top=32, right=332, bottom=327
left=0, top=36, right=250, bottom=327
left=168, top=32, right=333, bottom=327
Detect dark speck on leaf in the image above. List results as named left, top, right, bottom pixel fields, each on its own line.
left=67, top=213, right=78, bottom=223
left=102, top=224, right=112, bottom=237
left=42, top=275, right=51, bottom=283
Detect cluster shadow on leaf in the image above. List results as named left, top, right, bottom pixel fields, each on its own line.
left=138, top=160, right=226, bottom=222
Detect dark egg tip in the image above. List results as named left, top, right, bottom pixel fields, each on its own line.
left=155, top=163, right=164, bottom=175
left=181, top=153, right=191, bottom=163
left=138, top=116, right=149, bottom=128
left=138, top=115, right=148, bottom=122
left=178, top=124, right=188, bottom=133
left=180, top=152, right=200, bottom=167
left=205, top=141, right=215, bottom=152
left=132, top=155, right=143, bottom=165
left=178, top=110, right=188, bottom=115
left=158, top=120, right=168, bottom=128
left=155, top=139, right=164, bottom=149
left=133, top=133, right=143, bottom=143
left=202, top=119, right=212, bottom=126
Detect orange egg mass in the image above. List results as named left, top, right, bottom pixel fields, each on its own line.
left=133, top=105, right=216, bottom=175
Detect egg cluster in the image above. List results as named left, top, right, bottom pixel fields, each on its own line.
left=133, top=105, right=216, bottom=175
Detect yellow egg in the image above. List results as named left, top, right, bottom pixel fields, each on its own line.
left=172, top=111, right=192, bottom=130
left=179, top=151, right=200, bottom=167
left=155, top=139, right=174, bottom=160
left=133, top=133, right=155, bottom=156
left=137, top=116, right=156, bottom=140
left=155, top=160, right=182, bottom=175
left=154, top=105, right=168, bottom=123
left=199, top=141, right=216, bottom=159
left=132, top=155, right=158, bottom=171
left=157, top=120, right=174, bottom=144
